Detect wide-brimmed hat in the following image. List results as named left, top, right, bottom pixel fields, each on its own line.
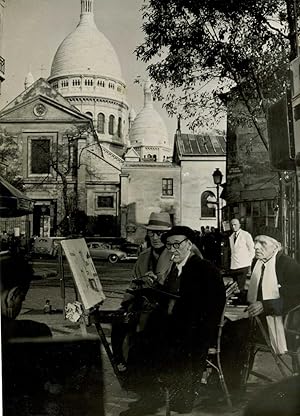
left=145, top=212, right=172, bottom=231
left=255, top=226, right=283, bottom=243
left=161, top=225, right=196, bottom=244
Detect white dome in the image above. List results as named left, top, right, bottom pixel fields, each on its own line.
left=49, top=1, right=122, bottom=81
left=129, top=108, right=169, bottom=146
left=129, top=81, right=169, bottom=146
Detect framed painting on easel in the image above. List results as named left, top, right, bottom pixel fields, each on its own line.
left=61, top=238, right=105, bottom=310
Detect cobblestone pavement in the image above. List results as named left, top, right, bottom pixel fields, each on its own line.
left=16, top=275, right=294, bottom=416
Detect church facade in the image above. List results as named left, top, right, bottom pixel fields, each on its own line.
left=0, top=0, right=225, bottom=242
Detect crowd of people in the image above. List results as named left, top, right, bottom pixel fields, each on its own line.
left=1, top=211, right=300, bottom=415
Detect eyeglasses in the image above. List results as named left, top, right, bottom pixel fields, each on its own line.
left=165, top=238, right=188, bottom=250
left=147, top=230, right=165, bottom=237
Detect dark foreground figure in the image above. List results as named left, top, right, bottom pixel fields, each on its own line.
left=117, top=226, right=226, bottom=416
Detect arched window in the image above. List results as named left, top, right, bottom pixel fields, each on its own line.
left=85, top=111, right=93, bottom=118
left=117, top=117, right=122, bottom=138
left=201, top=191, right=216, bottom=218
left=97, top=113, right=105, bottom=134
left=109, top=115, right=115, bottom=135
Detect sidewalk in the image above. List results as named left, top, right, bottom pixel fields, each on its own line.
left=18, top=285, right=288, bottom=416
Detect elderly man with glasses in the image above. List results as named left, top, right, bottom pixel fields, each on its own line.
left=120, top=225, right=225, bottom=416
left=152, top=225, right=226, bottom=414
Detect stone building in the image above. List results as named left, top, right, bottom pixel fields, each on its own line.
left=0, top=78, right=94, bottom=236
left=0, top=0, right=226, bottom=240
left=173, top=132, right=226, bottom=230
left=224, top=109, right=279, bottom=236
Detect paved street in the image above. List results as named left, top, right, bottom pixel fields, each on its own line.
left=16, top=259, right=295, bottom=416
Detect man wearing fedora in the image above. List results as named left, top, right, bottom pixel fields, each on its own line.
left=111, top=212, right=174, bottom=410
left=130, top=212, right=173, bottom=281
left=222, top=226, right=300, bottom=394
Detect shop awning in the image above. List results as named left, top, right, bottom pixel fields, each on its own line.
left=0, top=176, right=33, bottom=217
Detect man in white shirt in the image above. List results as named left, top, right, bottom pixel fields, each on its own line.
left=229, top=218, right=255, bottom=291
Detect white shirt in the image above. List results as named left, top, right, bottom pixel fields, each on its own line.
left=176, top=252, right=190, bottom=276
left=229, top=229, right=255, bottom=269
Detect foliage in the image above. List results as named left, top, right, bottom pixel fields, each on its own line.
left=136, top=0, right=298, bottom=140
left=0, top=129, right=24, bottom=189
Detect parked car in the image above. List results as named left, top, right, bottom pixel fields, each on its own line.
left=114, top=241, right=139, bottom=259
left=85, top=237, right=139, bottom=260
left=31, top=237, right=66, bottom=258
left=86, top=241, right=127, bottom=263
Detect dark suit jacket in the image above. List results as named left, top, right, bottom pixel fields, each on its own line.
left=252, top=252, right=300, bottom=316
left=168, top=254, right=226, bottom=351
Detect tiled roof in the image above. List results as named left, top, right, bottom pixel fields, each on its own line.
left=175, top=133, right=226, bottom=157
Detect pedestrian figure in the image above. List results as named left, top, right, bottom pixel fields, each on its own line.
left=229, top=218, right=255, bottom=291
left=43, top=299, right=52, bottom=314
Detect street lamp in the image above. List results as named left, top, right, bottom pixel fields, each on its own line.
left=212, top=168, right=223, bottom=230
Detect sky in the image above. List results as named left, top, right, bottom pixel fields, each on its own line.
left=0, top=0, right=181, bottom=136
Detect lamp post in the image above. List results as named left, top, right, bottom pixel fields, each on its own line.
left=212, top=168, right=223, bottom=230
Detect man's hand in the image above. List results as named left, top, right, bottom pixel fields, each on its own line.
left=247, top=301, right=264, bottom=317
left=142, top=271, right=158, bottom=286
left=132, top=271, right=158, bottom=288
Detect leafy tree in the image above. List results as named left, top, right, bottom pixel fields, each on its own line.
left=45, top=124, right=99, bottom=235
left=0, top=129, right=24, bottom=189
left=136, top=0, right=299, bottom=147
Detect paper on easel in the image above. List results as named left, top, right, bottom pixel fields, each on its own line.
left=61, top=239, right=106, bottom=310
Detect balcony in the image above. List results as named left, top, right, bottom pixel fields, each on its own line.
left=0, top=56, right=5, bottom=82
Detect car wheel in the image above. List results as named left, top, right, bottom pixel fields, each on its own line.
left=108, top=254, right=119, bottom=264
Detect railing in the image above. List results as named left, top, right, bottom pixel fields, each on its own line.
left=0, top=56, right=5, bottom=78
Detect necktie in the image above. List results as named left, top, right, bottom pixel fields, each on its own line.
left=257, top=263, right=265, bottom=301
left=234, top=232, right=238, bottom=243
left=164, top=264, right=179, bottom=294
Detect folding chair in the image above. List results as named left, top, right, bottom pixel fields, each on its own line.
left=284, top=304, right=300, bottom=374
left=242, top=316, right=294, bottom=385
left=204, top=281, right=239, bottom=408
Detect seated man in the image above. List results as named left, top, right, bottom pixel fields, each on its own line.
left=120, top=225, right=226, bottom=416
left=222, top=226, right=300, bottom=393
left=1, top=251, right=52, bottom=342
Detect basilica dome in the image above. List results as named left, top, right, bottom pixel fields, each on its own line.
left=129, top=81, right=169, bottom=147
left=49, top=1, right=122, bottom=82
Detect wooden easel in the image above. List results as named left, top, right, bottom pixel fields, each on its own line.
left=57, top=243, right=125, bottom=387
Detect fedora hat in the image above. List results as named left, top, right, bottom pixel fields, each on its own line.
left=145, top=212, right=172, bottom=231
